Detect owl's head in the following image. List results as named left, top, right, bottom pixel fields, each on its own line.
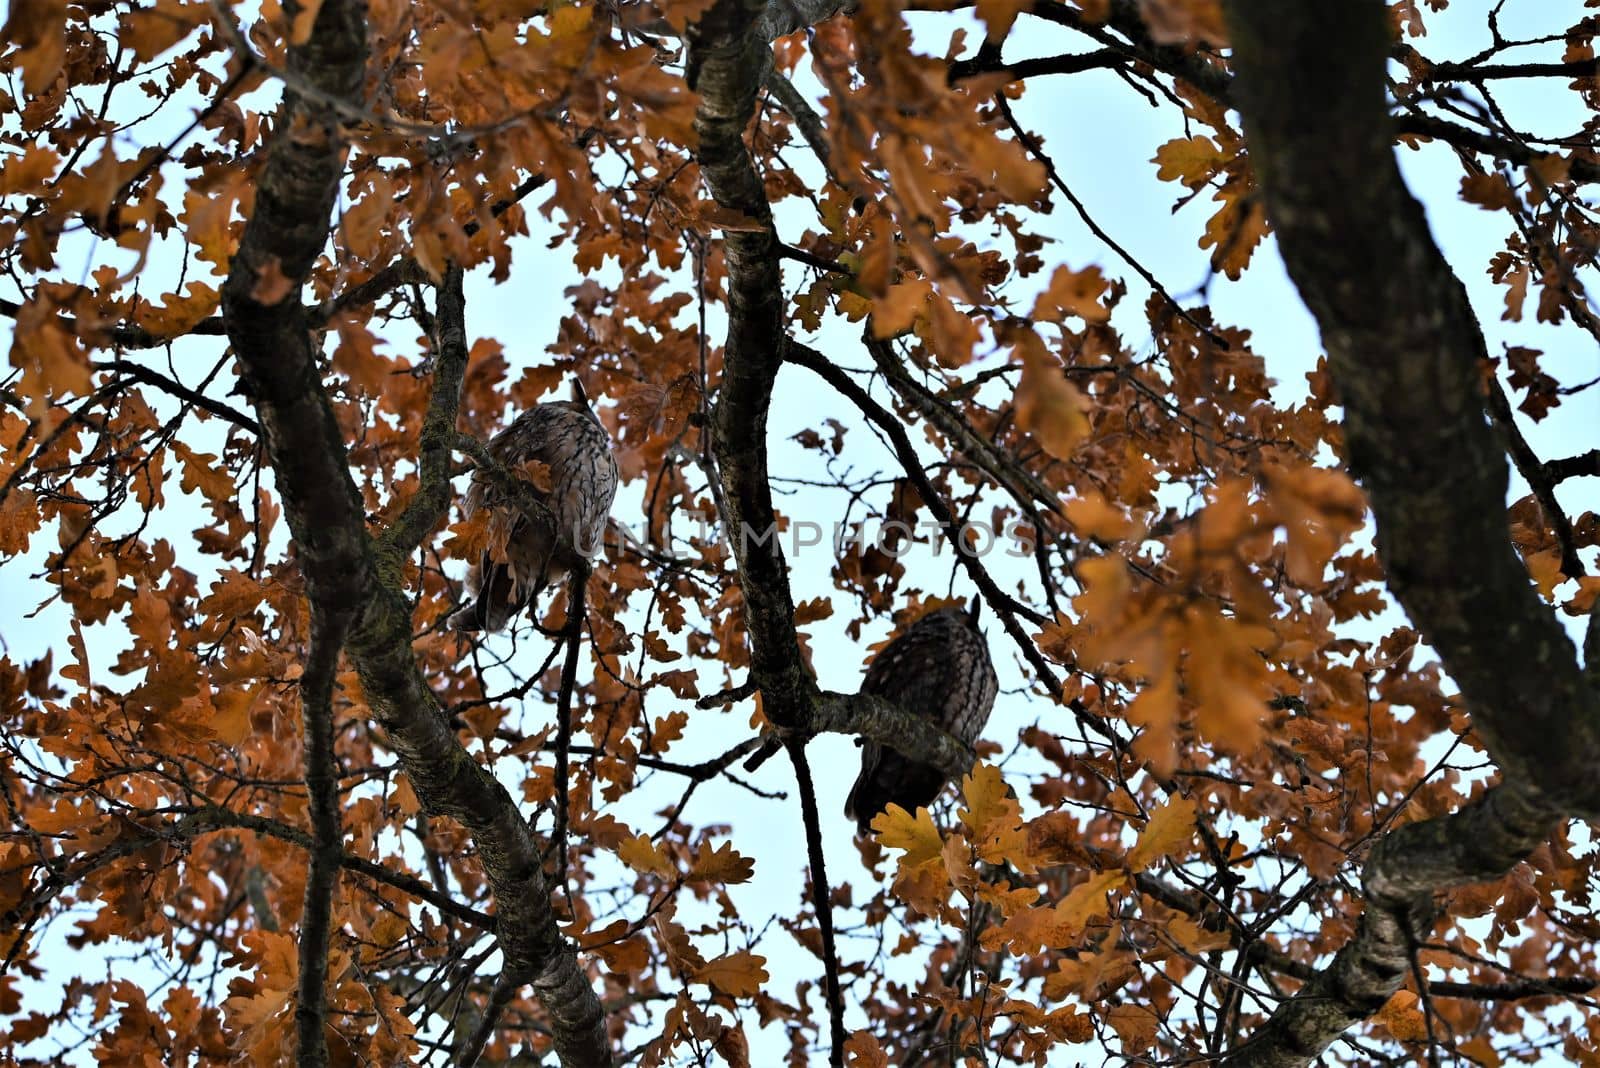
left=545, top=377, right=603, bottom=423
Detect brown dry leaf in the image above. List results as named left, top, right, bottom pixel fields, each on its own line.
left=1105, top=1003, right=1160, bottom=1055
left=249, top=257, right=297, bottom=305
left=693, top=950, right=768, bottom=997
left=687, top=840, right=755, bottom=885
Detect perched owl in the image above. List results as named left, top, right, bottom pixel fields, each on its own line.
left=448, top=380, right=618, bottom=633
left=844, top=596, right=998, bottom=834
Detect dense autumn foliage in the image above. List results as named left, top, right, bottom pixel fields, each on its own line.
left=4, top=0, right=1600, bottom=1063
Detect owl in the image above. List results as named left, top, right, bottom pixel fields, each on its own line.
left=448, top=380, right=619, bottom=633
left=844, top=596, right=998, bottom=834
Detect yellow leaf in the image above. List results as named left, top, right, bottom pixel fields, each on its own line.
left=142, top=282, right=220, bottom=336
left=1201, top=190, right=1269, bottom=280
left=1376, top=989, right=1427, bottom=1042
left=171, top=441, right=236, bottom=504
left=870, top=278, right=932, bottom=338
left=333, top=317, right=390, bottom=396
left=390, top=774, right=421, bottom=817
left=1057, top=869, right=1124, bottom=932
left=870, top=803, right=943, bottom=867
left=982, top=870, right=1122, bottom=955
left=1152, top=135, right=1225, bottom=189
left=0, top=487, right=40, bottom=555
left=1015, top=340, right=1090, bottom=459
left=121, top=0, right=210, bottom=61
left=1460, top=173, right=1516, bottom=211
left=0, top=144, right=59, bottom=196
left=1166, top=914, right=1231, bottom=954
left=653, top=910, right=706, bottom=973
left=1126, top=796, right=1196, bottom=872
left=958, top=762, right=1012, bottom=840
left=958, top=763, right=1035, bottom=871
left=1458, top=1035, right=1501, bottom=1068
left=1265, top=464, right=1366, bottom=588
left=1063, top=492, right=1138, bottom=542
left=646, top=709, right=689, bottom=751
left=693, top=950, right=768, bottom=997
left=836, top=290, right=873, bottom=323
left=1526, top=548, right=1564, bottom=601
left=616, top=833, right=675, bottom=878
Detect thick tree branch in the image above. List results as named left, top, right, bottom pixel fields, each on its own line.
left=689, top=0, right=814, bottom=727
left=216, top=6, right=372, bottom=1063
left=381, top=264, right=469, bottom=555
left=807, top=691, right=976, bottom=779
left=296, top=622, right=347, bottom=1064
left=1225, top=0, right=1600, bottom=813
left=1220, top=1, right=1600, bottom=1063
left=1546, top=448, right=1600, bottom=483
left=217, top=1, right=611, bottom=1063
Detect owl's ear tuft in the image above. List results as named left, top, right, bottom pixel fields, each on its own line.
left=570, top=377, right=590, bottom=408
left=967, top=594, right=983, bottom=626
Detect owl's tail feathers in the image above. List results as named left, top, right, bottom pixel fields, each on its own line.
left=846, top=751, right=949, bottom=837
left=844, top=764, right=889, bottom=838
left=448, top=559, right=519, bottom=633
left=446, top=604, right=483, bottom=632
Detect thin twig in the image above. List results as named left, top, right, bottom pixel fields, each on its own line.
left=553, top=564, right=590, bottom=900
left=787, top=739, right=847, bottom=1067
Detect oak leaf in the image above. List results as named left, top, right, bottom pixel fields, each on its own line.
left=687, top=841, right=755, bottom=885
left=693, top=950, right=768, bottom=997
left=1015, top=341, right=1090, bottom=459
left=617, top=833, right=676, bottom=878
left=1126, top=796, right=1196, bottom=872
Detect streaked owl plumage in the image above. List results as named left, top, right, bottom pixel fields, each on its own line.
left=844, top=597, right=998, bottom=834
left=448, top=382, right=618, bottom=634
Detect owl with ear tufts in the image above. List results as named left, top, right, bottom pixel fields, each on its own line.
left=448, top=379, right=618, bottom=634
left=845, top=596, right=998, bottom=835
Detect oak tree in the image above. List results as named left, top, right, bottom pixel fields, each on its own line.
left=2, top=0, right=1599, bottom=1065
